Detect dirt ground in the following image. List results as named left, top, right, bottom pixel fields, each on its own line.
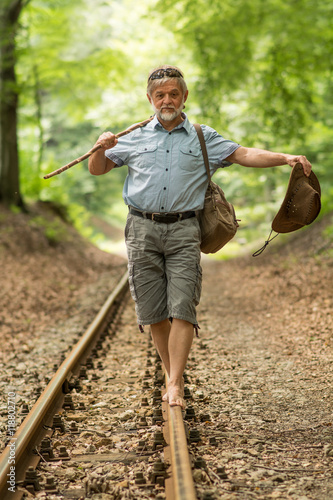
left=0, top=202, right=127, bottom=360
left=191, top=214, right=333, bottom=498
left=0, top=202, right=332, bottom=498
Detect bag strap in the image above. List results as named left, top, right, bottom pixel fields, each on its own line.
left=194, top=123, right=211, bottom=183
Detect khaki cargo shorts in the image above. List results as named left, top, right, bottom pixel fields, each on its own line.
left=125, top=213, right=202, bottom=327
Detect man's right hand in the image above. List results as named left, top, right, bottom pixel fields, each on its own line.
left=89, top=132, right=117, bottom=175
left=95, top=132, right=118, bottom=150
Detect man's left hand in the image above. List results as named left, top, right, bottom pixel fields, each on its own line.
left=286, top=155, right=312, bottom=177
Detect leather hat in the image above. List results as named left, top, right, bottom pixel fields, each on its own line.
left=272, top=163, right=321, bottom=233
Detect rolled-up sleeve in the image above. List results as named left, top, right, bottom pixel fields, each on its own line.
left=202, top=125, right=241, bottom=171
left=105, top=134, right=135, bottom=167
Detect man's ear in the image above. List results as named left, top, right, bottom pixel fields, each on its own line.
left=184, top=90, right=189, bottom=103
left=147, top=93, right=152, bottom=104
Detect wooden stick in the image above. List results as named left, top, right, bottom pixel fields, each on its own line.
left=43, top=116, right=154, bottom=179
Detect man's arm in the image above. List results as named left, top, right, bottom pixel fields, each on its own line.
left=226, top=146, right=312, bottom=177
left=88, top=132, right=118, bottom=176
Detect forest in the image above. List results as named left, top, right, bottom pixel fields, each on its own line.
left=1, top=0, right=332, bottom=254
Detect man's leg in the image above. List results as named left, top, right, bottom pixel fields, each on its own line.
left=150, top=318, right=171, bottom=375
left=154, top=219, right=201, bottom=408
left=167, top=318, right=194, bottom=407
left=151, top=318, right=194, bottom=408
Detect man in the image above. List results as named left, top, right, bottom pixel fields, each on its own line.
left=88, top=65, right=312, bottom=408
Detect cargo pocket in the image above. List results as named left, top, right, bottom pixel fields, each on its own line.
left=192, top=264, right=203, bottom=306
left=128, top=263, right=138, bottom=302
left=124, top=214, right=134, bottom=240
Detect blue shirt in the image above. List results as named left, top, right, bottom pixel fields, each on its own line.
left=105, top=114, right=240, bottom=213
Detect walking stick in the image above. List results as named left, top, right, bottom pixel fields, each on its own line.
left=43, top=116, right=154, bottom=179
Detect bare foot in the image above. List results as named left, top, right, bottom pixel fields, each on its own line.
left=166, top=380, right=186, bottom=409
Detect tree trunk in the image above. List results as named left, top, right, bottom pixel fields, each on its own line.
left=0, top=1, right=25, bottom=207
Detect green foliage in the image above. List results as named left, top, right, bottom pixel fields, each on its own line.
left=2, top=0, right=330, bottom=248
left=16, top=0, right=185, bottom=225
left=323, top=214, right=333, bottom=243
left=28, top=215, right=68, bottom=244
left=66, top=203, right=106, bottom=245
left=153, top=0, right=333, bottom=246
left=155, top=0, right=333, bottom=148
left=17, top=0, right=131, bottom=205
left=323, top=225, right=333, bottom=241
left=9, top=205, right=22, bottom=215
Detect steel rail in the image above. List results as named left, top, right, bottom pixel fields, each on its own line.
left=0, top=271, right=129, bottom=500
left=164, top=378, right=197, bottom=500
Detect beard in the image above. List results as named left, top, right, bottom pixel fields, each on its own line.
left=159, top=109, right=179, bottom=121
left=152, top=99, right=184, bottom=122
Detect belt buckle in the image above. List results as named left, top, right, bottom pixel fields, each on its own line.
left=151, top=212, right=181, bottom=223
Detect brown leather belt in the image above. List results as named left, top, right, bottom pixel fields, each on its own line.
left=129, top=207, right=196, bottom=224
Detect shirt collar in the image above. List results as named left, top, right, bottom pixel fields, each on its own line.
left=151, top=113, right=191, bottom=134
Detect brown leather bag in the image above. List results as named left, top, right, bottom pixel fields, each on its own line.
left=194, top=123, right=239, bottom=254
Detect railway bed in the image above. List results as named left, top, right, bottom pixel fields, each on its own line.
left=0, top=273, right=205, bottom=500
left=1, top=256, right=333, bottom=499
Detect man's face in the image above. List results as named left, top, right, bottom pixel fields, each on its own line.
left=147, top=82, right=188, bottom=122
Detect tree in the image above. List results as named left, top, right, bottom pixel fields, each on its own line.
left=0, top=0, right=129, bottom=208
left=154, top=0, right=333, bottom=217
left=155, top=0, right=331, bottom=137
left=0, top=0, right=29, bottom=207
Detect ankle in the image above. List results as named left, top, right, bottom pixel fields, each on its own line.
left=168, top=377, right=183, bottom=387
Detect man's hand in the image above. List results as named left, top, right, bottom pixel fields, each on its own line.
left=96, top=132, right=118, bottom=150
left=89, top=132, right=117, bottom=175
left=285, top=154, right=312, bottom=177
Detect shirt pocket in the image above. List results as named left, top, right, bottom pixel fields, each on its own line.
left=178, top=146, right=202, bottom=171
left=136, top=144, right=157, bottom=168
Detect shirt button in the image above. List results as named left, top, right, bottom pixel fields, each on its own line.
left=169, top=132, right=171, bottom=135
left=161, top=206, right=164, bottom=210
left=166, top=168, right=168, bottom=171
left=166, top=150, right=169, bottom=153
left=163, top=187, right=166, bottom=190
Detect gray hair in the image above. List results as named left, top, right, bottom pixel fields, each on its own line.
left=147, top=65, right=188, bottom=97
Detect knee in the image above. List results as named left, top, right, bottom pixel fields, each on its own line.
left=150, top=319, right=171, bottom=336
left=172, top=318, right=192, bottom=327
left=171, top=318, right=195, bottom=334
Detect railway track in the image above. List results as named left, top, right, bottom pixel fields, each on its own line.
left=0, top=271, right=200, bottom=500
left=2, top=261, right=332, bottom=499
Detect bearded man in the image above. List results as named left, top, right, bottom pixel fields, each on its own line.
left=88, top=65, right=312, bottom=408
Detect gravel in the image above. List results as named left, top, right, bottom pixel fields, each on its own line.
left=0, top=203, right=332, bottom=499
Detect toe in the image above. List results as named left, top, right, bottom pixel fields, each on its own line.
left=169, top=397, right=186, bottom=409
left=162, top=392, right=168, bottom=402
